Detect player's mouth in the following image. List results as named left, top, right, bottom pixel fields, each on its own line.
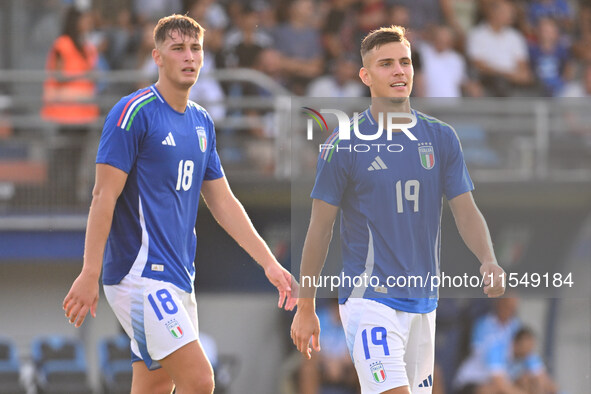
left=390, top=82, right=407, bottom=90
left=182, top=67, right=196, bottom=75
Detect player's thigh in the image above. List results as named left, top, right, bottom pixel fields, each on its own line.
left=131, top=361, right=174, bottom=394
left=340, top=298, right=412, bottom=393
left=404, top=310, right=436, bottom=392
left=159, top=339, right=214, bottom=392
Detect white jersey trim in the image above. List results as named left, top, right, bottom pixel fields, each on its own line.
left=129, top=196, right=149, bottom=277
left=350, top=223, right=375, bottom=298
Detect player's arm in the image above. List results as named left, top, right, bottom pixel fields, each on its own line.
left=200, top=176, right=296, bottom=311
left=291, top=199, right=339, bottom=359
left=63, top=164, right=128, bottom=327
left=448, top=191, right=506, bottom=298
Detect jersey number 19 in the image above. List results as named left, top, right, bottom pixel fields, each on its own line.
left=395, top=180, right=420, bottom=213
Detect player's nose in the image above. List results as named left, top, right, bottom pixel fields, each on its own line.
left=184, top=48, right=194, bottom=62
left=392, top=61, right=404, bottom=76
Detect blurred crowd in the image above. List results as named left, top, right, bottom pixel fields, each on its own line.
left=52, top=0, right=591, bottom=101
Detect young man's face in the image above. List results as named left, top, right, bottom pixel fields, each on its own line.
left=359, top=41, right=414, bottom=101
left=153, top=29, right=204, bottom=90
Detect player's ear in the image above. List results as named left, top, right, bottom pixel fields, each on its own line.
left=359, top=67, right=371, bottom=87
left=152, top=48, right=162, bottom=66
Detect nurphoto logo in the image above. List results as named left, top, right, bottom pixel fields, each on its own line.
left=302, top=107, right=418, bottom=141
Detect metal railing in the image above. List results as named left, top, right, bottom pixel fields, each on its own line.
left=0, top=68, right=590, bottom=215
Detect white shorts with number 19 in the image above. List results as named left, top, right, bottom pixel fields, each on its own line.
left=339, top=298, right=436, bottom=393
left=104, top=274, right=199, bottom=370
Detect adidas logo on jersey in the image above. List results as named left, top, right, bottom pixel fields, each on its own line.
left=162, top=132, right=176, bottom=146
left=368, top=156, right=388, bottom=171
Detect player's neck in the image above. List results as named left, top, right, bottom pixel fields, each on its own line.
left=370, top=97, right=411, bottom=120
left=154, top=80, right=190, bottom=113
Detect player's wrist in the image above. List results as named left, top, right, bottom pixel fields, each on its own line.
left=296, top=297, right=316, bottom=311
left=80, top=263, right=101, bottom=279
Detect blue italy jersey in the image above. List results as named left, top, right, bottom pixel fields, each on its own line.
left=96, top=85, right=224, bottom=293
left=311, top=108, right=473, bottom=313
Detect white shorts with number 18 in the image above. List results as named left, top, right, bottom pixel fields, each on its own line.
left=104, top=274, right=199, bottom=370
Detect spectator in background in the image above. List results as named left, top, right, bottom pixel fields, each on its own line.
left=420, top=24, right=482, bottom=98
left=42, top=6, right=99, bottom=125
left=510, top=327, right=558, bottom=394
left=454, top=297, right=525, bottom=394
left=561, top=62, right=591, bottom=97
left=321, top=0, right=360, bottom=71
left=223, top=4, right=273, bottom=70
left=571, top=1, right=591, bottom=63
left=307, top=54, right=366, bottom=98
left=525, top=0, right=574, bottom=35
left=391, top=0, right=445, bottom=38
left=273, top=0, right=324, bottom=95
left=42, top=5, right=99, bottom=204
left=467, top=0, right=532, bottom=96
left=440, top=0, right=480, bottom=48
left=105, top=9, right=141, bottom=70
left=528, top=17, right=574, bottom=97
left=357, top=0, right=387, bottom=36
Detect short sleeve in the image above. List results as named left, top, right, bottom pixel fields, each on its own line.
left=310, top=131, right=351, bottom=207
left=524, top=354, right=545, bottom=375
left=203, top=112, right=224, bottom=181
left=441, top=124, right=474, bottom=200
left=96, top=97, right=146, bottom=173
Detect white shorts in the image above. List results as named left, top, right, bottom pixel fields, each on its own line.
left=104, top=274, right=199, bottom=370
left=339, top=298, right=436, bottom=393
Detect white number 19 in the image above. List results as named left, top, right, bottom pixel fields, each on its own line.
left=395, top=180, right=420, bottom=213
left=176, top=160, right=194, bottom=191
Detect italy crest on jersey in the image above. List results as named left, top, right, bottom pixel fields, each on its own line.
left=370, top=361, right=387, bottom=383
left=166, top=319, right=184, bottom=339
left=196, top=126, right=207, bottom=152
left=418, top=143, right=435, bottom=170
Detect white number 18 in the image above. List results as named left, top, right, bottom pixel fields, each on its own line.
left=176, top=160, right=194, bottom=191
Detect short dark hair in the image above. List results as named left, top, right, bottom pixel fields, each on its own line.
left=514, top=327, right=535, bottom=342
left=153, top=14, right=204, bottom=46
left=360, top=25, right=410, bottom=59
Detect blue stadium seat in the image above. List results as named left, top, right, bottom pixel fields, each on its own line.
left=31, top=335, right=92, bottom=394
left=0, top=337, right=26, bottom=394
left=98, top=333, right=132, bottom=394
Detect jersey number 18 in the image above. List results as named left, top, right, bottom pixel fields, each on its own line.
left=176, top=160, right=194, bottom=191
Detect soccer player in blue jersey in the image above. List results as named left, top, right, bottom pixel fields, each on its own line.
left=291, top=25, right=506, bottom=394
left=62, top=14, right=296, bottom=394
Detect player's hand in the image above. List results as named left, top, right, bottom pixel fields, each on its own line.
left=291, top=301, right=321, bottom=359
left=264, top=263, right=298, bottom=311
left=480, top=262, right=506, bottom=298
left=63, top=271, right=99, bottom=328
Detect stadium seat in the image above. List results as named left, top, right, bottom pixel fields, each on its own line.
left=0, top=337, right=26, bottom=394
left=31, top=335, right=92, bottom=394
left=98, top=333, right=132, bottom=394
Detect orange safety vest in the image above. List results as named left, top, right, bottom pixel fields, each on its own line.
left=41, top=35, right=99, bottom=124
